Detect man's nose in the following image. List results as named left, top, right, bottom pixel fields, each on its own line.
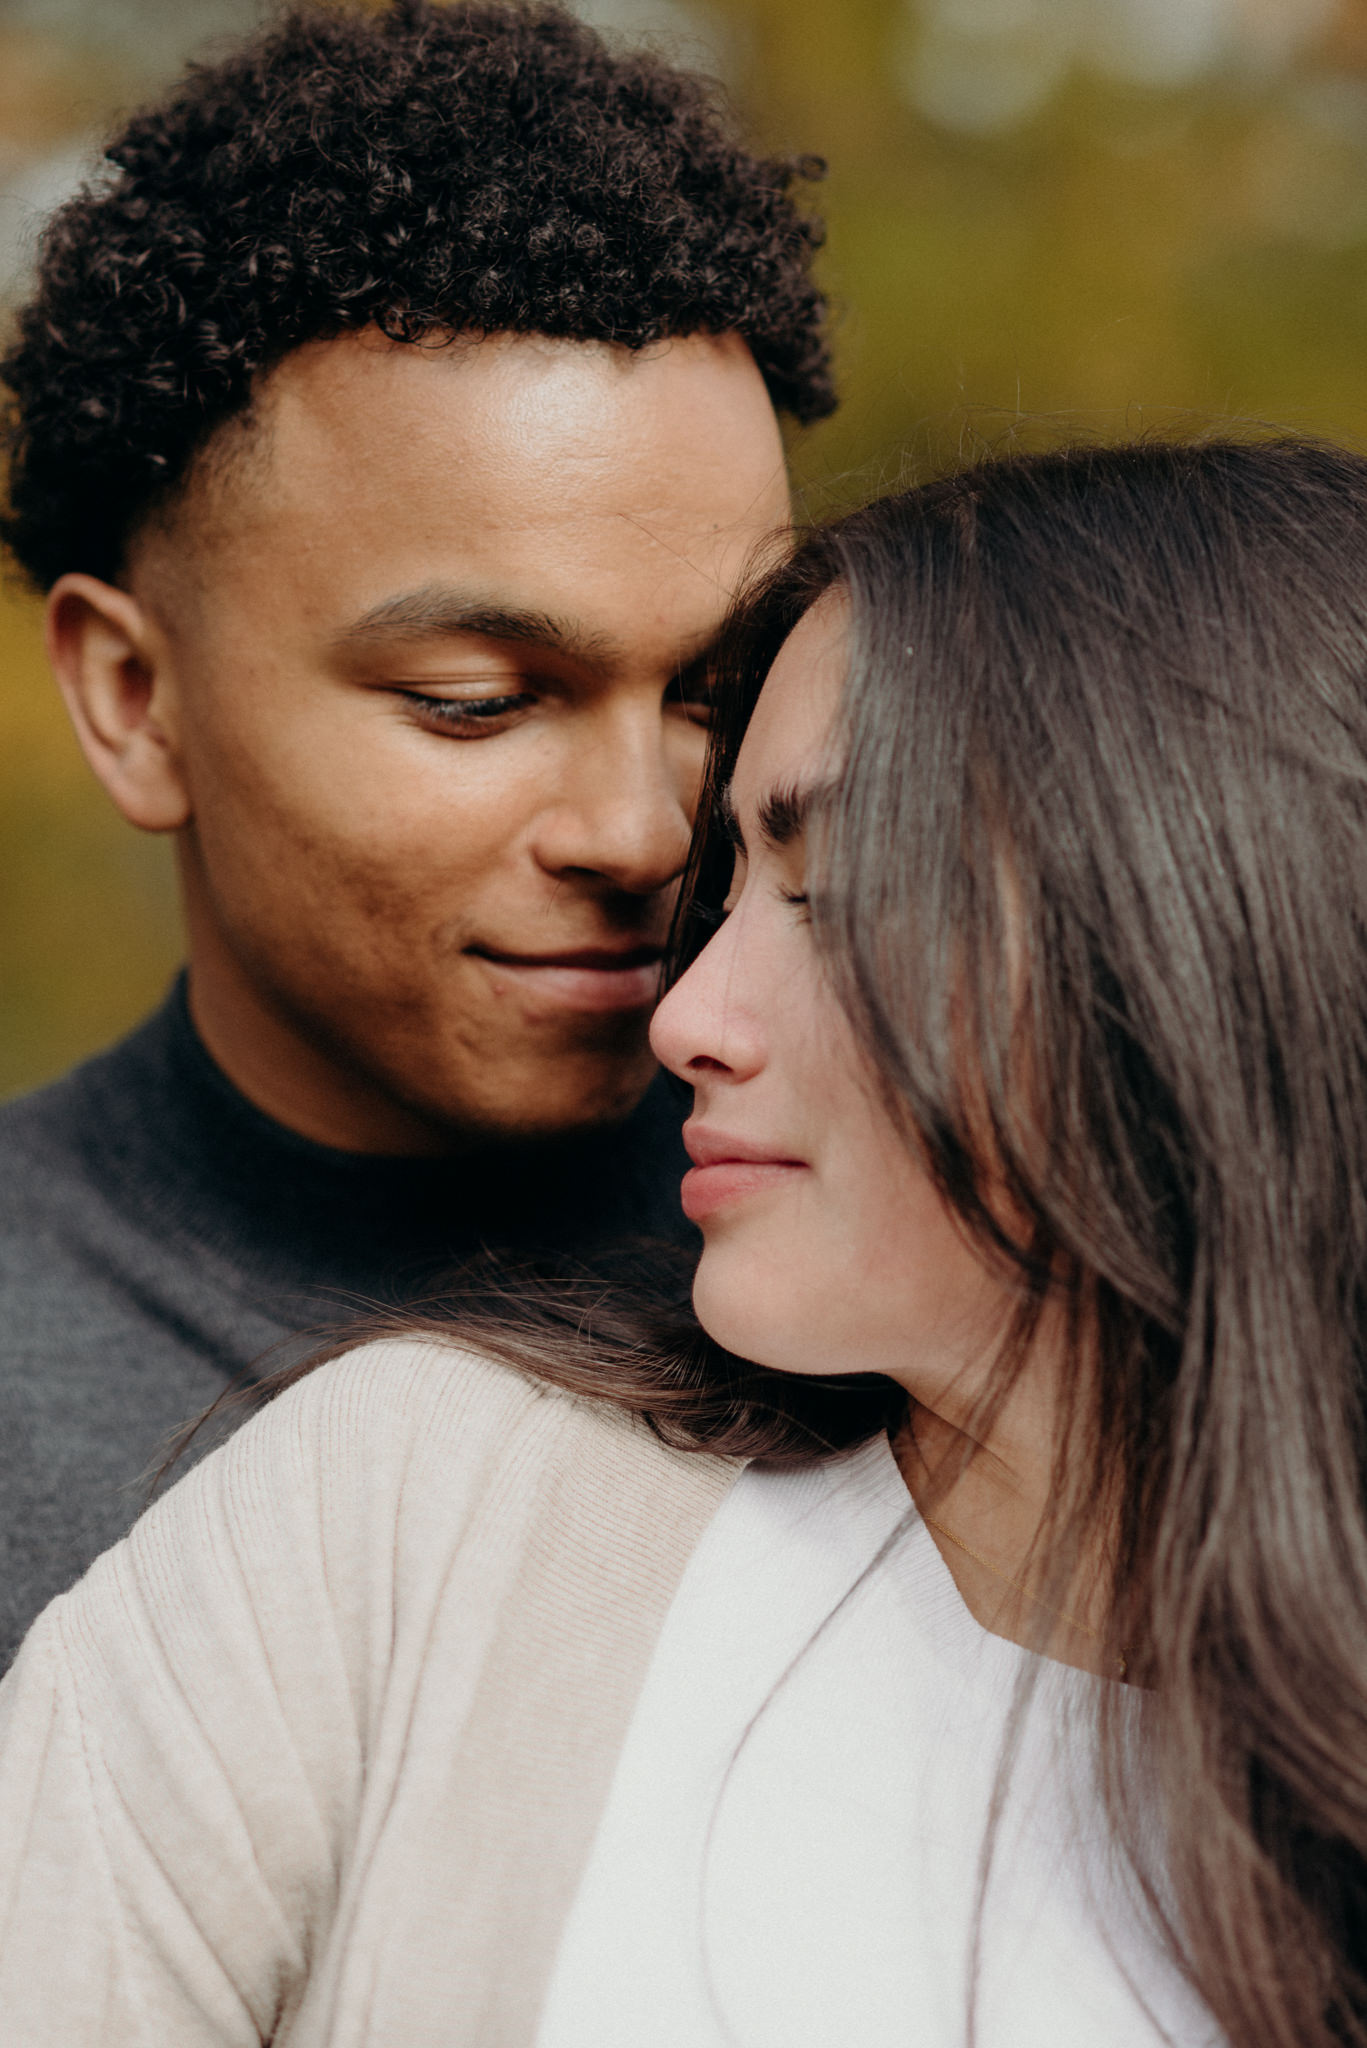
left=529, top=698, right=696, bottom=897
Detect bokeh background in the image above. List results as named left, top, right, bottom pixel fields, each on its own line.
left=3, top=0, right=1366, bottom=1095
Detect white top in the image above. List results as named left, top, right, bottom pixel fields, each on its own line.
left=537, top=1435, right=1223, bottom=2048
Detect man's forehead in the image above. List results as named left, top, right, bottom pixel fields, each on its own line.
left=140, top=327, right=790, bottom=631
left=250, top=326, right=785, bottom=473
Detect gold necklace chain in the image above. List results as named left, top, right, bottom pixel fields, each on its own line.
left=919, top=1510, right=1129, bottom=1681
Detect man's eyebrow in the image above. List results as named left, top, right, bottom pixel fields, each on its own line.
left=332, top=584, right=621, bottom=671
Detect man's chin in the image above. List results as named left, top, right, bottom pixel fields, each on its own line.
left=403, top=1048, right=664, bottom=1152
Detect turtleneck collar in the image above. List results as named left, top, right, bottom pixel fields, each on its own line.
left=61, top=977, right=693, bottom=1302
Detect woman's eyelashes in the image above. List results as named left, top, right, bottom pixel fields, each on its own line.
left=712, top=858, right=809, bottom=927
left=707, top=884, right=808, bottom=933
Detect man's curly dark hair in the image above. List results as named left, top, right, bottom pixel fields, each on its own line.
left=1, top=0, right=834, bottom=591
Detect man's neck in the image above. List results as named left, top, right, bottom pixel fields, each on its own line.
left=186, top=952, right=462, bottom=1156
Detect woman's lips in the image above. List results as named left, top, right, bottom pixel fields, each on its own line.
left=680, top=1160, right=808, bottom=1222
left=680, top=1125, right=809, bottom=1222
left=467, top=946, right=663, bottom=1014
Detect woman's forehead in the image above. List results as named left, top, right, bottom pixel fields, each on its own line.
left=732, top=596, right=849, bottom=817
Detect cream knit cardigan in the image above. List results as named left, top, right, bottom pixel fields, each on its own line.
left=0, top=1339, right=739, bottom=2046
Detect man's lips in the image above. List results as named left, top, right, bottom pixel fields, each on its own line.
left=680, top=1124, right=809, bottom=1223
left=466, top=944, right=664, bottom=1014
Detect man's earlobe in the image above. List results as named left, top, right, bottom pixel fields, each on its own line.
left=44, top=574, right=191, bottom=833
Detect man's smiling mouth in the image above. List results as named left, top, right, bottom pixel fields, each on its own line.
left=465, top=944, right=665, bottom=1013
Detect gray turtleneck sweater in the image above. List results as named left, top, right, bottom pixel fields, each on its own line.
left=0, top=978, right=691, bottom=1667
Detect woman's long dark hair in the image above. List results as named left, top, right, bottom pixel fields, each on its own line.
left=217, top=437, right=1367, bottom=2045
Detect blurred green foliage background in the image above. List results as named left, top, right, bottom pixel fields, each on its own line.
left=4, top=0, right=1367, bottom=1095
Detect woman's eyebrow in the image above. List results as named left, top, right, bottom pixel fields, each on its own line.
left=721, top=778, right=827, bottom=851
left=717, top=778, right=826, bottom=853
left=756, top=780, right=813, bottom=851
left=766, top=778, right=840, bottom=851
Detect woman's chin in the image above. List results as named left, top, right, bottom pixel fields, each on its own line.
left=691, top=1263, right=821, bottom=1380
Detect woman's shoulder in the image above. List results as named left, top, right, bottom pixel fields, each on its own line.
left=252, top=1332, right=720, bottom=1508
left=0, top=1341, right=742, bottom=2045
left=32, top=1335, right=739, bottom=1769
left=307, top=1336, right=741, bottom=1581
left=57, top=1336, right=737, bottom=1671
left=255, top=1331, right=565, bottom=1474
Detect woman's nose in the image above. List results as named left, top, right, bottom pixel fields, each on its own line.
left=650, top=913, right=765, bottom=1082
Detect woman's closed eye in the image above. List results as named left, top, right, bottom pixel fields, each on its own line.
left=702, top=881, right=808, bottom=927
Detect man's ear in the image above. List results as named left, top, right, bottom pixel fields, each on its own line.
left=44, top=573, right=191, bottom=832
